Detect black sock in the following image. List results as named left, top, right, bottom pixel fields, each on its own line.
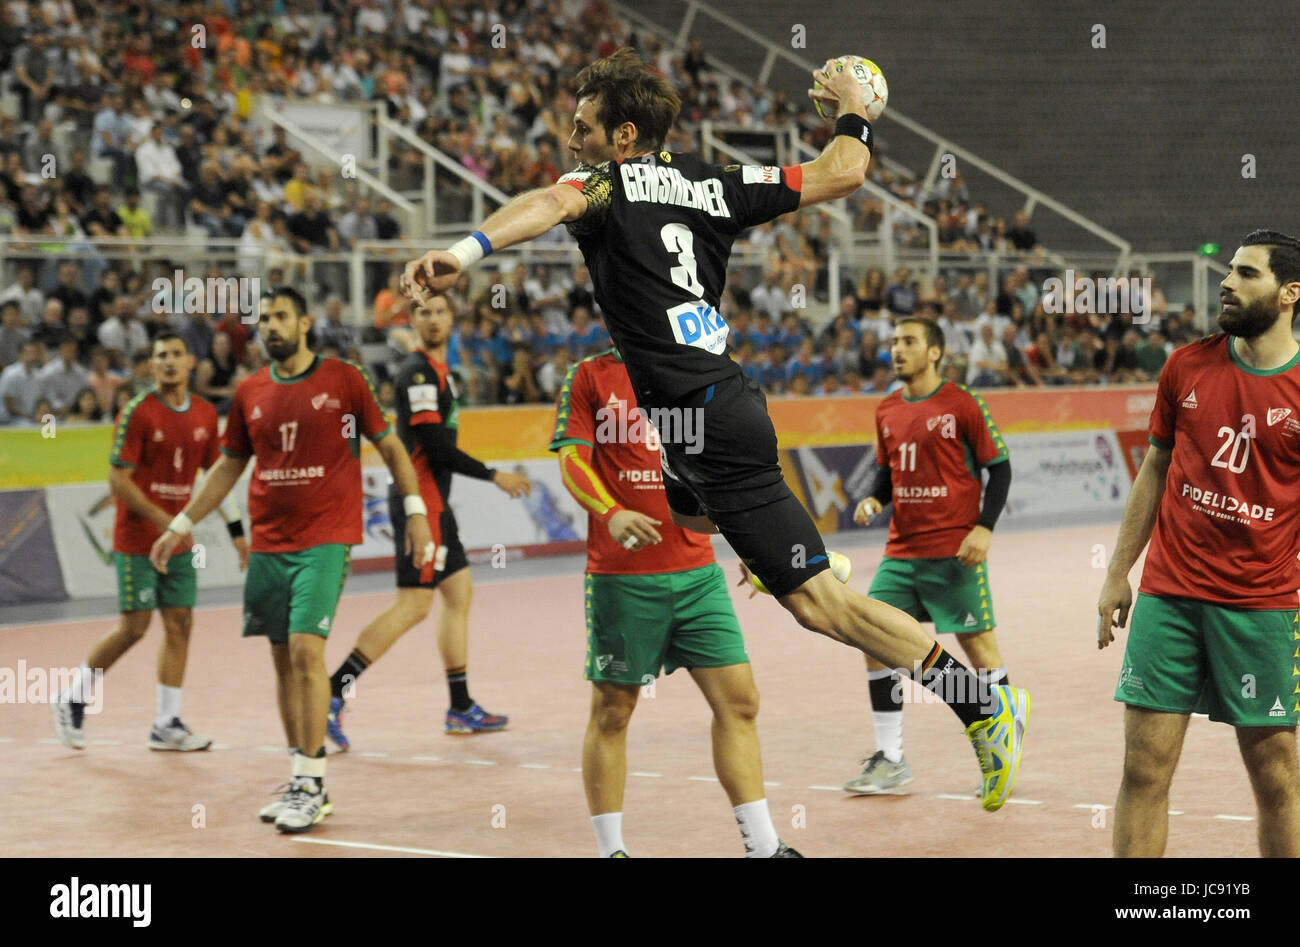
left=447, top=666, right=471, bottom=711
left=917, top=644, right=990, bottom=729
left=330, top=649, right=370, bottom=701
left=866, top=668, right=901, bottom=711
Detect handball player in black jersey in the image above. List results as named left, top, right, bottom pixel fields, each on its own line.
left=403, top=49, right=1029, bottom=810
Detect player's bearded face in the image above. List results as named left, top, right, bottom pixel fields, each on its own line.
left=263, top=319, right=301, bottom=360
left=1217, top=291, right=1279, bottom=340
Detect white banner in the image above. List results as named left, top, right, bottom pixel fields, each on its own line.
left=46, top=468, right=253, bottom=600
left=999, top=430, right=1130, bottom=519
left=355, top=457, right=588, bottom=562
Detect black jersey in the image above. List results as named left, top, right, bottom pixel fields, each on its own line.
left=559, top=152, right=802, bottom=407
left=393, top=348, right=494, bottom=505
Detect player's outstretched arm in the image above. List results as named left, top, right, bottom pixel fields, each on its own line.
left=404, top=183, right=589, bottom=297
left=374, top=431, right=434, bottom=569
left=797, top=62, right=872, bottom=208
left=148, top=453, right=249, bottom=572
left=1097, top=444, right=1171, bottom=648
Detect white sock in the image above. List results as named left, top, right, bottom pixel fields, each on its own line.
left=733, top=799, right=779, bottom=858
left=591, top=812, right=625, bottom=857
left=63, top=663, right=97, bottom=705
left=292, top=749, right=327, bottom=782
left=155, top=684, right=182, bottom=729
left=873, top=711, right=904, bottom=763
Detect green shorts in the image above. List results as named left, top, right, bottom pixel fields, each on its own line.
left=1116, top=593, right=1300, bottom=727
left=868, top=556, right=995, bottom=634
left=242, top=544, right=351, bottom=644
left=115, top=551, right=196, bottom=612
left=584, top=563, right=749, bottom=684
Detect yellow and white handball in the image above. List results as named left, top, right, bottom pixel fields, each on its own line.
left=814, top=56, right=888, bottom=122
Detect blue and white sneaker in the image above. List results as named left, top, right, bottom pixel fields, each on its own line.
left=326, top=697, right=350, bottom=751
left=445, top=702, right=508, bottom=734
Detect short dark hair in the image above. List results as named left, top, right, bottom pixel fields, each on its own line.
left=152, top=330, right=189, bottom=352
left=573, top=48, right=681, bottom=152
left=895, top=317, right=946, bottom=362
left=1241, top=229, right=1300, bottom=290
left=261, top=286, right=309, bottom=317
left=409, top=291, right=453, bottom=315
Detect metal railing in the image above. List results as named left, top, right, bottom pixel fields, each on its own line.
left=259, top=107, right=422, bottom=239
left=374, top=110, right=511, bottom=239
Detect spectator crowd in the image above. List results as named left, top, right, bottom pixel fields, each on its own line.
left=0, top=0, right=1207, bottom=423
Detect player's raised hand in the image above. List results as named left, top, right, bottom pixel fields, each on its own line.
left=809, top=58, right=867, bottom=117
left=1096, top=573, right=1133, bottom=650
left=402, top=250, right=461, bottom=301
left=608, top=509, right=661, bottom=552
left=956, top=525, right=992, bottom=567
left=233, top=535, right=250, bottom=572
left=853, top=496, right=883, bottom=526
left=405, top=510, right=435, bottom=569
left=149, top=529, right=182, bottom=574
left=493, top=470, right=532, bottom=498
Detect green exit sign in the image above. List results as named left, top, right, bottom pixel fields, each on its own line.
left=1198, top=243, right=1220, bottom=256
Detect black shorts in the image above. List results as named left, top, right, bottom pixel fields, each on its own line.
left=658, top=372, right=828, bottom=598
left=389, top=494, right=469, bottom=589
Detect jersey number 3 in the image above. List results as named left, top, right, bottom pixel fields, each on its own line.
left=661, top=223, right=728, bottom=354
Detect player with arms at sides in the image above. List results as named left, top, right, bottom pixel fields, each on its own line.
left=324, top=292, right=530, bottom=748
left=53, top=331, right=249, bottom=751
left=150, top=287, right=433, bottom=834
left=552, top=346, right=817, bottom=857
left=404, top=49, right=1029, bottom=811
left=1098, top=230, right=1300, bottom=857
left=843, top=318, right=1014, bottom=793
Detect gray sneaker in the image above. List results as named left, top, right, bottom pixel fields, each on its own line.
left=843, top=750, right=913, bottom=794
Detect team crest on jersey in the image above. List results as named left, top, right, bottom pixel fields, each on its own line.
left=926, top=413, right=957, bottom=439
left=659, top=151, right=672, bottom=162
left=1181, top=389, right=1198, bottom=409
left=312, top=393, right=328, bottom=410
left=194, top=427, right=208, bottom=441
left=1268, top=408, right=1292, bottom=426
left=413, top=373, right=424, bottom=384
left=152, top=429, right=164, bottom=442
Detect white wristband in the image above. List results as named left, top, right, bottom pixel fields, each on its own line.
left=404, top=495, right=428, bottom=517
left=445, top=235, right=486, bottom=271
left=167, top=512, right=194, bottom=536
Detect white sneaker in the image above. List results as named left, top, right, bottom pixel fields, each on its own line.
left=52, top=699, right=85, bottom=750
left=147, top=717, right=213, bottom=751
left=259, top=783, right=294, bottom=823
left=275, top=777, right=329, bottom=834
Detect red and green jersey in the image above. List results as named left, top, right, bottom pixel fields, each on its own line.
left=109, top=388, right=220, bottom=555
left=221, top=356, right=390, bottom=553
left=549, top=350, right=715, bottom=575
left=874, top=381, right=1009, bottom=558
left=1141, top=334, right=1300, bottom=609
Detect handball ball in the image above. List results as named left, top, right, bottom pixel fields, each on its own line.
left=814, top=56, right=888, bottom=122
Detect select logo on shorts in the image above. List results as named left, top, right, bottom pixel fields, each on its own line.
left=1270, top=696, right=1287, bottom=718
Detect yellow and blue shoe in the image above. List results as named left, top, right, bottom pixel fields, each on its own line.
left=750, top=551, right=852, bottom=595
left=965, top=684, right=1030, bottom=812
